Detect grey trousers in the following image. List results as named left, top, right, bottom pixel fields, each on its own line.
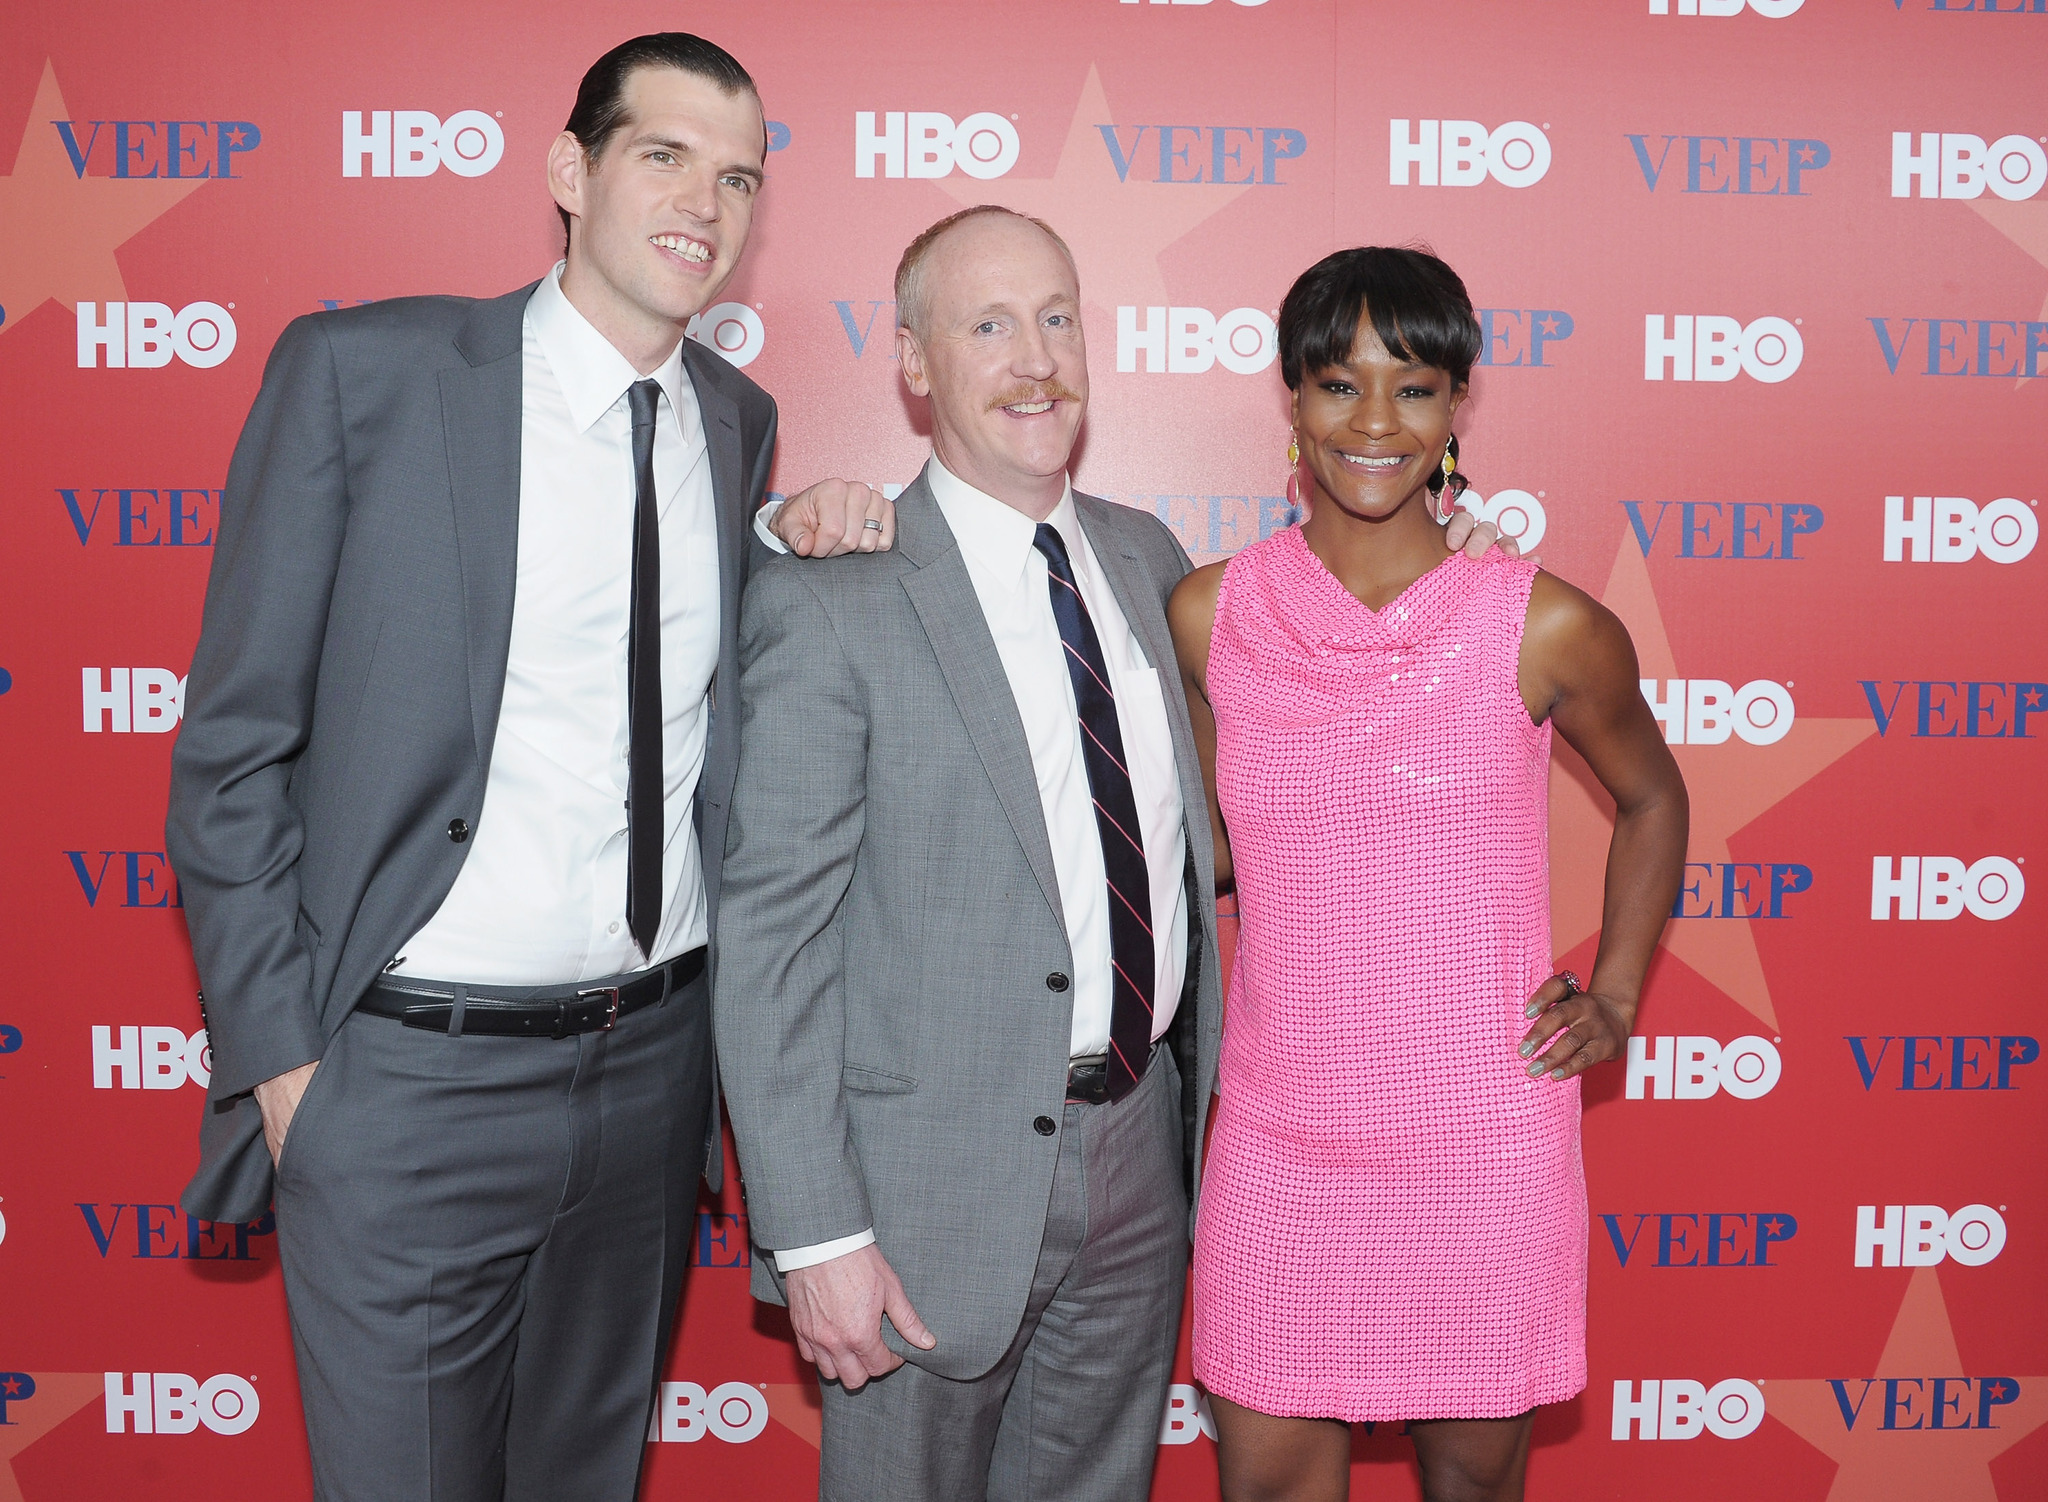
left=272, top=973, right=713, bottom=1502
left=818, top=1050, right=1188, bottom=1502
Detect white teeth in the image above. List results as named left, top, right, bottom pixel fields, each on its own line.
left=1007, top=401, right=1053, bottom=414
left=652, top=235, right=711, bottom=263
left=1341, top=454, right=1404, bottom=469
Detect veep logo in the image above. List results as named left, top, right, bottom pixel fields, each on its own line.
left=1389, top=120, right=1550, bottom=187
left=68, top=852, right=183, bottom=909
left=1612, top=1380, right=1767, bottom=1441
left=1883, top=496, right=2036, bottom=564
left=79, top=1204, right=273, bottom=1261
left=1672, top=862, right=1811, bottom=919
left=1861, top=681, right=2045, bottom=738
left=645, top=1382, right=768, bottom=1443
left=60, top=489, right=217, bottom=547
left=342, top=110, right=503, bottom=178
left=52, top=119, right=260, bottom=178
left=1602, top=1212, right=1799, bottom=1266
left=1626, top=1035, right=1783, bottom=1099
left=1641, top=679, right=1795, bottom=745
left=1119, top=0, right=1272, bottom=7
left=1854, top=1204, right=2006, bottom=1267
left=1623, top=500, right=1823, bottom=559
left=1096, top=126, right=1307, bottom=185
left=1117, top=307, right=1275, bottom=374
left=855, top=111, right=1019, bottom=179
left=1871, top=318, right=2048, bottom=377
left=1159, top=1385, right=1217, bottom=1444
left=685, top=304, right=764, bottom=368
left=1645, top=315, right=1802, bottom=382
left=1628, top=134, right=1830, bottom=194
left=0, top=1374, right=34, bottom=1424
left=92, top=1026, right=210, bottom=1090
left=1650, top=0, right=1802, bottom=12
left=83, top=668, right=185, bottom=733
left=1848, top=1035, right=2040, bottom=1091
left=1892, top=132, right=2046, bottom=200
left=1476, top=309, right=1574, bottom=367
left=1830, top=1376, right=2020, bottom=1432
left=77, top=303, right=236, bottom=369
left=105, top=1373, right=259, bottom=1435
left=1871, top=857, right=2024, bottom=920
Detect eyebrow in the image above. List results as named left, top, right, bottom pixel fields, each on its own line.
left=628, top=132, right=765, bottom=188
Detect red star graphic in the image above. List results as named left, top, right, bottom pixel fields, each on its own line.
left=1549, top=535, right=1874, bottom=1029
left=0, top=61, right=207, bottom=338
left=1765, top=1268, right=2048, bottom=1500
left=762, top=1381, right=823, bottom=1449
left=0, top=1374, right=105, bottom=1502
left=1968, top=198, right=2048, bottom=389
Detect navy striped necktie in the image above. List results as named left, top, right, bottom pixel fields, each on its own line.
left=1033, top=522, right=1154, bottom=1102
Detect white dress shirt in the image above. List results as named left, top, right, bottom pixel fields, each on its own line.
left=774, top=458, right=1188, bottom=1272
left=394, top=263, right=721, bottom=983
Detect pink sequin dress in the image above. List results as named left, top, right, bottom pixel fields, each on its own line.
left=1191, top=528, right=1585, bottom=1421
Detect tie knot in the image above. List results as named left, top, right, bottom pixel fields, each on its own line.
left=1033, top=521, right=1074, bottom=578
left=628, top=379, right=662, bottom=431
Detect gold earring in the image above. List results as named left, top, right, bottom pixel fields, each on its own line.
left=1287, top=434, right=1300, bottom=467
left=1441, top=447, right=1456, bottom=482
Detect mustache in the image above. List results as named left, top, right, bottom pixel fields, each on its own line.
left=985, top=382, right=1083, bottom=412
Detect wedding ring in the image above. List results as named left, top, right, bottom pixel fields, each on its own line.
left=862, top=518, right=884, bottom=531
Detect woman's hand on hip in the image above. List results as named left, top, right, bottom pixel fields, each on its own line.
left=1518, top=977, right=1634, bottom=1083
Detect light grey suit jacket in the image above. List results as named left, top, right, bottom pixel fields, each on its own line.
left=167, top=284, right=777, bottom=1224
left=714, top=471, right=1222, bottom=1382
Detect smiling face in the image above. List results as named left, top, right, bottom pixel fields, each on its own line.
left=1292, top=313, right=1465, bottom=524
left=896, top=213, right=1087, bottom=519
left=548, top=64, right=765, bottom=370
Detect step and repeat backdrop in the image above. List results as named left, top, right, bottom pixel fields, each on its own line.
left=1, top=0, right=2043, bottom=1497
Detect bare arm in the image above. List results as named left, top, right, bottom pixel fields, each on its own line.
left=1167, top=562, right=1232, bottom=892
left=1514, top=571, right=1689, bottom=1081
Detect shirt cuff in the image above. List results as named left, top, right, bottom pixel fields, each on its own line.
left=754, top=497, right=790, bottom=554
left=772, top=1228, right=876, bottom=1273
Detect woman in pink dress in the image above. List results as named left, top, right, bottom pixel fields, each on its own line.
left=1169, top=247, right=1688, bottom=1502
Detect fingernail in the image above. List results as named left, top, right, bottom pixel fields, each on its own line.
left=1526, top=1060, right=1544, bottom=1077
left=1524, top=1004, right=1540, bottom=1019
left=1550, top=1069, right=1566, bottom=1081
left=1518, top=1042, right=1535, bottom=1058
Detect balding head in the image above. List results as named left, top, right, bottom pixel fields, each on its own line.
left=894, top=206, right=1078, bottom=339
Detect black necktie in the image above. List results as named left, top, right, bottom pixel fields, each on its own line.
left=1033, top=522, right=1155, bottom=1101
left=625, top=380, right=664, bottom=958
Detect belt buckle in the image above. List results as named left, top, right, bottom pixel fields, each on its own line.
left=576, top=985, right=623, bottom=1035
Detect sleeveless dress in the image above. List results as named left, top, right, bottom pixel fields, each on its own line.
left=1190, top=528, right=1585, bottom=1421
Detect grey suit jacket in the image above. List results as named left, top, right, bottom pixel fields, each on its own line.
left=714, top=471, right=1222, bottom=1382
left=167, top=284, right=777, bottom=1224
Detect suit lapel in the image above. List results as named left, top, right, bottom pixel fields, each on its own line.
left=441, top=286, right=532, bottom=763
left=682, top=341, right=746, bottom=705
left=896, top=475, right=1067, bottom=933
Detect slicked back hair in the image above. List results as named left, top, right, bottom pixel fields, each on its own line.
left=894, top=205, right=1079, bottom=339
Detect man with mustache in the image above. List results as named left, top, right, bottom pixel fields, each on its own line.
left=715, top=205, right=1505, bottom=1500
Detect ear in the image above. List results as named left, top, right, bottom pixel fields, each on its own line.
left=896, top=325, right=932, bottom=398
left=1449, top=380, right=1468, bottom=416
left=547, top=131, right=587, bottom=227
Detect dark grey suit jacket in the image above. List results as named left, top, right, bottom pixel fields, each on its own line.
left=714, top=472, right=1222, bottom=1382
left=168, top=284, right=777, bottom=1224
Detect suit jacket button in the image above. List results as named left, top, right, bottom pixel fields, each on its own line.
left=1033, top=1116, right=1056, bottom=1136
left=448, top=818, right=470, bottom=843
left=1045, top=971, right=1069, bottom=993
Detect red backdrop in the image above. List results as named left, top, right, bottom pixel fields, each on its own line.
left=2, top=1, right=2045, bottom=1498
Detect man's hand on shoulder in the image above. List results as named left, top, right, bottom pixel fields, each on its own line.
left=1444, top=507, right=1526, bottom=562
left=253, top=1060, right=319, bottom=1167
left=783, top=1242, right=936, bottom=1390
left=771, top=480, right=896, bottom=557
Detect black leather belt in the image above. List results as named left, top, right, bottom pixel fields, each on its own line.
left=357, top=947, right=705, bottom=1039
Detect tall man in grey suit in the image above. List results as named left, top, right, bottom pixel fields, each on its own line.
left=167, top=34, right=889, bottom=1502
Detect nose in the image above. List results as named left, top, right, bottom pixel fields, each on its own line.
left=1350, top=386, right=1400, bottom=438
left=1011, top=321, right=1057, bottom=382
left=673, top=164, right=720, bottom=225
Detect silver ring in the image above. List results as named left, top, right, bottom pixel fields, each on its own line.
left=862, top=517, right=884, bottom=532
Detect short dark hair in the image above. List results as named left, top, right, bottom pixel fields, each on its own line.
left=558, top=33, right=759, bottom=243
left=1276, top=246, right=1481, bottom=391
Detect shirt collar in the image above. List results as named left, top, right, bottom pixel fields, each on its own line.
left=527, top=261, right=691, bottom=435
left=925, top=456, right=1079, bottom=592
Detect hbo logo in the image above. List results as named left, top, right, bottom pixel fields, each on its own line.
left=1645, top=315, right=1801, bottom=383
left=1883, top=495, right=2036, bottom=565
left=1459, top=488, right=1548, bottom=552
left=1626, top=1036, right=1782, bottom=1100
left=343, top=110, right=504, bottom=178
left=1159, top=1385, right=1217, bottom=1444
left=1893, top=133, right=2046, bottom=202
left=105, top=1373, right=259, bottom=1435
left=1871, top=857, right=2024, bottom=922
left=686, top=303, right=765, bottom=369
left=646, top=1381, right=768, bottom=1443
left=77, top=302, right=236, bottom=370
left=1641, top=679, right=1795, bottom=747
left=1649, top=0, right=1803, bottom=13
left=82, top=668, right=186, bottom=733
left=1855, top=1204, right=2006, bottom=1268
left=1390, top=120, right=1550, bottom=188
left=1612, top=1380, right=1766, bottom=1441
left=855, top=111, right=1019, bottom=180
left=93, top=1025, right=211, bottom=1091
left=1117, top=306, right=1275, bottom=375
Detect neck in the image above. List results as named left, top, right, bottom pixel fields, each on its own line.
left=558, top=255, right=688, bottom=376
left=1300, top=484, right=1450, bottom=611
left=932, top=434, right=1066, bottom=521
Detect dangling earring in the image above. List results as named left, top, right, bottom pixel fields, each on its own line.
left=1285, top=432, right=1304, bottom=517
left=1428, top=438, right=1459, bottom=524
